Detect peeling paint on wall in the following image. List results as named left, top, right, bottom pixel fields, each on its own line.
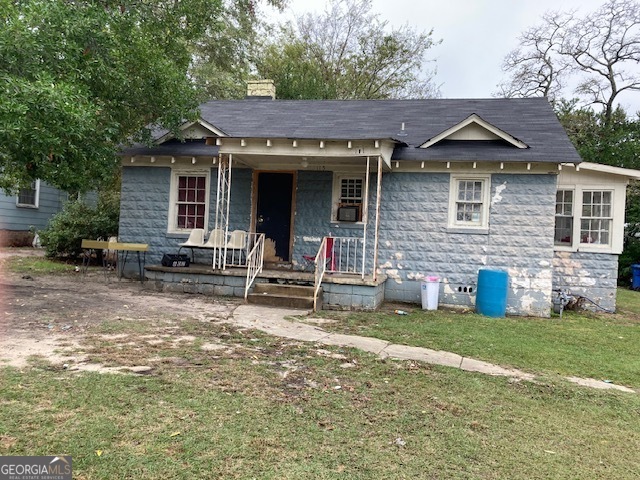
left=385, top=241, right=391, bottom=247
left=519, top=294, right=536, bottom=312
left=380, top=261, right=393, bottom=269
left=443, top=283, right=456, bottom=295
left=386, top=269, right=401, bottom=282
left=393, top=252, right=404, bottom=260
left=407, top=272, right=425, bottom=281
left=492, top=182, right=507, bottom=205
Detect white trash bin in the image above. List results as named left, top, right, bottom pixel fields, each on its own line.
left=421, top=276, right=440, bottom=310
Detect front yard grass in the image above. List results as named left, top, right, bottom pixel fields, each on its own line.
left=1, top=324, right=639, bottom=479
left=2, top=254, right=74, bottom=275
left=316, top=289, right=640, bottom=388
left=1, top=286, right=640, bottom=478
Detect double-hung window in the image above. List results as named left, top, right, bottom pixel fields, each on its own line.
left=555, top=187, right=615, bottom=250
left=580, top=190, right=613, bottom=245
left=16, top=180, right=40, bottom=208
left=448, top=175, right=490, bottom=230
left=169, top=171, right=209, bottom=233
left=333, top=175, right=364, bottom=222
left=554, top=190, right=574, bottom=245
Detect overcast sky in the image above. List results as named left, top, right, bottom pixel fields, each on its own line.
left=266, top=0, right=640, bottom=113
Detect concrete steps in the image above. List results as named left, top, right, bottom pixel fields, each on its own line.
left=247, top=283, right=318, bottom=309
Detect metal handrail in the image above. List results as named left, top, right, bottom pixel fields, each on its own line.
left=331, top=236, right=365, bottom=276
left=313, top=237, right=329, bottom=311
left=244, top=233, right=265, bottom=299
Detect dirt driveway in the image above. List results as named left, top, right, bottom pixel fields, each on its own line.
left=0, top=249, right=241, bottom=370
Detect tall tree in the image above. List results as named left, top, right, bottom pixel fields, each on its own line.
left=0, top=0, right=234, bottom=193
left=256, top=0, right=440, bottom=100
left=0, top=0, right=223, bottom=193
left=555, top=99, right=640, bottom=169
left=189, top=0, right=286, bottom=100
left=498, top=0, right=640, bottom=124
left=496, top=12, right=573, bottom=101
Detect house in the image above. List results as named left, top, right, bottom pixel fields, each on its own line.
left=118, top=80, right=640, bottom=316
left=0, top=180, right=69, bottom=246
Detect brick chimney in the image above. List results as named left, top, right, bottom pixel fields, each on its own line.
left=246, top=79, right=276, bottom=100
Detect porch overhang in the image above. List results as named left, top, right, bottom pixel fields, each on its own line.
left=209, top=137, right=394, bottom=171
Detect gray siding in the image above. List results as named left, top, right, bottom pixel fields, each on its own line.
left=377, top=173, right=557, bottom=317
left=0, top=182, right=67, bottom=231
left=119, top=166, right=252, bottom=265
left=552, top=251, right=618, bottom=312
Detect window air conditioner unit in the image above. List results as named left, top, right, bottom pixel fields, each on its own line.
left=337, top=205, right=360, bottom=222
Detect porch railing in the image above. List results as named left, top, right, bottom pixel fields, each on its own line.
left=313, top=237, right=329, bottom=312
left=329, top=236, right=365, bottom=277
left=244, top=233, right=265, bottom=299
left=212, top=231, right=263, bottom=270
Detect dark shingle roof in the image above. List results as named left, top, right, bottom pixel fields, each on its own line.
left=120, top=139, right=218, bottom=157
left=197, top=97, right=580, bottom=164
left=122, top=97, right=581, bottom=164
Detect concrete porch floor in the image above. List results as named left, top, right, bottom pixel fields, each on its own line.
left=145, top=262, right=387, bottom=287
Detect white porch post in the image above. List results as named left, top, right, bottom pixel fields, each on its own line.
left=361, top=156, right=371, bottom=279
left=213, top=153, right=233, bottom=270
left=223, top=153, right=233, bottom=269
left=372, top=155, right=383, bottom=282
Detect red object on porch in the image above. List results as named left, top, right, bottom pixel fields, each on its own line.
left=326, top=237, right=334, bottom=271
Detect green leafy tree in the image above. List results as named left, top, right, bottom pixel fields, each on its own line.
left=256, top=0, right=440, bottom=100
left=189, top=0, right=286, bottom=100
left=0, top=0, right=225, bottom=193
left=555, top=100, right=640, bottom=282
left=555, top=99, right=640, bottom=169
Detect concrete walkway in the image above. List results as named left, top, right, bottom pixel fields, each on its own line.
left=230, top=305, right=636, bottom=394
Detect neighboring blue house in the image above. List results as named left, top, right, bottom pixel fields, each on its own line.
left=118, top=80, right=640, bottom=315
left=0, top=180, right=68, bottom=246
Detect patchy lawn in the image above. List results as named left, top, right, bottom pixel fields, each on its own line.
left=1, top=252, right=639, bottom=479
left=1, top=321, right=639, bottom=479
left=315, top=291, right=640, bottom=388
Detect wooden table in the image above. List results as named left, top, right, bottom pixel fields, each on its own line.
left=81, top=240, right=148, bottom=282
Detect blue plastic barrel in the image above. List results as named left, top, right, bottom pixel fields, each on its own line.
left=476, top=269, right=509, bottom=317
left=632, top=264, right=640, bottom=290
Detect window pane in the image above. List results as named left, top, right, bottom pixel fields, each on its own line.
left=580, top=218, right=611, bottom=245
left=454, top=179, right=485, bottom=225
left=555, top=217, right=573, bottom=245
left=175, top=174, right=207, bottom=230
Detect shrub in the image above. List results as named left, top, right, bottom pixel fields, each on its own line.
left=40, top=191, right=120, bottom=258
left=619, top=224, right=640, bottom=287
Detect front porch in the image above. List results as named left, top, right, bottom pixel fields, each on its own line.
left=144, top=263, right=387, bottom=311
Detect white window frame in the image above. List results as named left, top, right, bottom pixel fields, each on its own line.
left=554, top=188, right=575, bottom=247
left=448, top=174, right=491, bottom=231
left=167, top=169, right=210, bottom=234
left=331, top=173, right=365, bottom=223
left=16, top=179, right=40, bottom=209
left=555, top=184, right=625, bottom=254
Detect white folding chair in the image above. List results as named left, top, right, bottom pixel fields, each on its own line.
left=178, top=228, right=205, bottom=261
